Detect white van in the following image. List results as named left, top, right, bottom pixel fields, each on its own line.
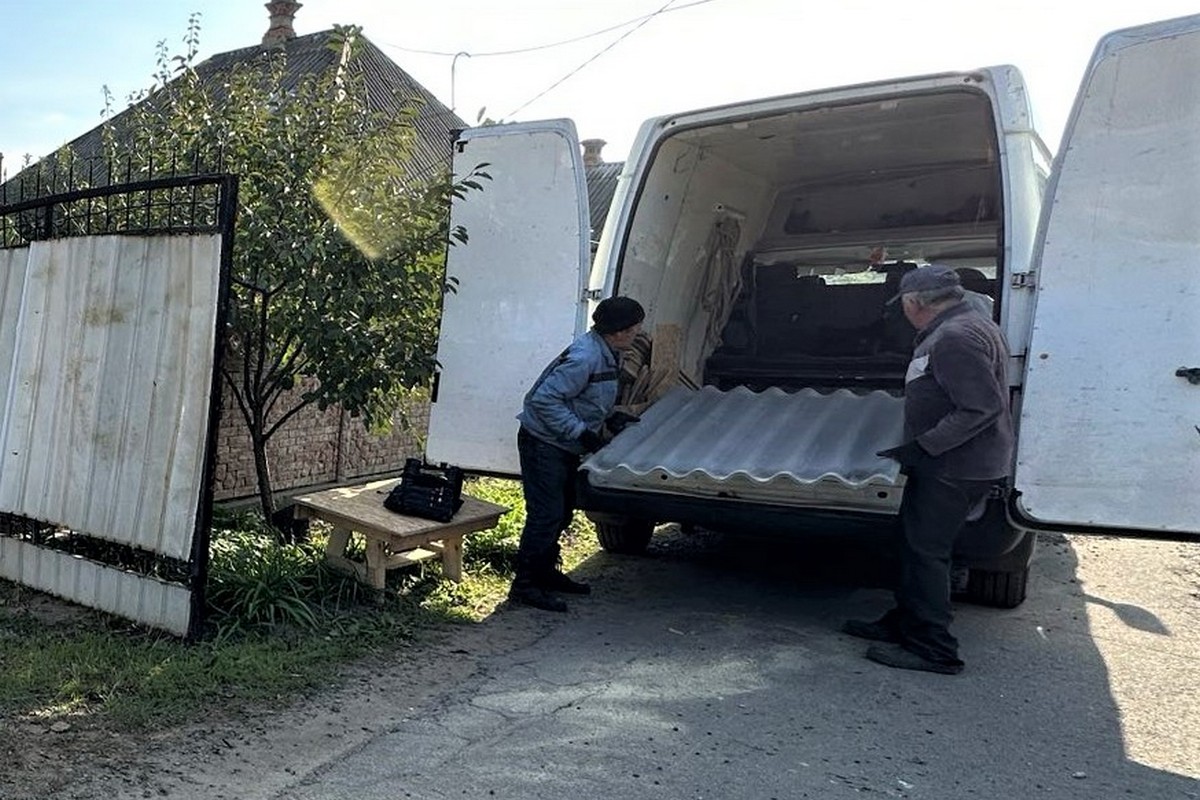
left=426, top=14, right=1200, bottom=608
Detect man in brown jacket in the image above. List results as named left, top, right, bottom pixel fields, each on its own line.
left=845, top=264, right=1014, bottom=674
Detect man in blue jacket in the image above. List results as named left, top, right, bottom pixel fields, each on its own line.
left=509, top=296, right=645, bottom=612
left=845, top=265, right=1013, bottom=673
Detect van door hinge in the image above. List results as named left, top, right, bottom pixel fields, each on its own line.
left=1010, top=272, right=1036, bottom=289
left=582, top=288, right=603, bottom=301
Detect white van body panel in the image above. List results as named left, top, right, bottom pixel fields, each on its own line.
left=1013, top=15, right=1200, bottom=534
left=425, top=120, right=589, bottom=475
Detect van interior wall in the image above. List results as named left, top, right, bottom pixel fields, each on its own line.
left=618, top=136, right=773, bottom=382
left=617, top=89, right=1010, bottom=397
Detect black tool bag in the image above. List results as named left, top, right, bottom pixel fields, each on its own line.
left=383, top=459, right=465, bottom=522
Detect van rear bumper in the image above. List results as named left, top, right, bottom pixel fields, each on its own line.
left=577, top=473, right=1034, bottom=568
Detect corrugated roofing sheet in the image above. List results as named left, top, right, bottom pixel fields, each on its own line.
left=583, top=385, right=906, bottom=513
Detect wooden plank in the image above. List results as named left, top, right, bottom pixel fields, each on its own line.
left=645, top=323, right=687, bottom=404
left=382, top=548, right=440, bottom=569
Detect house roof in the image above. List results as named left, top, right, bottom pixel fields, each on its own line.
left=195, top=30, right=466, bottom=180
left=585, top=160, right=623, bottom=243
left=2, top=29, right=465, bottom=197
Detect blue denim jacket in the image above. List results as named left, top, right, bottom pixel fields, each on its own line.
left=517, top=329, right=620, bottom=454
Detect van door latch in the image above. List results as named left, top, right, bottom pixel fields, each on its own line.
left=1175, top=367, right=1200, bottom=385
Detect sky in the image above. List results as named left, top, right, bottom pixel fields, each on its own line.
left=1, top=0, right=1198, bottom=178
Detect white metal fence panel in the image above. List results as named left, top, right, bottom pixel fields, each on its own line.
left=0, top=247, right=28, bottom=411
left=0, top=536, right=191, bottom=635
left=0, top=234, right=223, bottom=561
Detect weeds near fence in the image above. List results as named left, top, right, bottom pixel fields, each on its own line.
left=0, top=477, right=600, bottom=730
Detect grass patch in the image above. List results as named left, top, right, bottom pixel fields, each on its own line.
left=0, top=476, right=599, bottom=731
left=397, top=476, right=599, bottom=621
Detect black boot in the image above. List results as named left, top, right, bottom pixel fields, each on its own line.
left=507, top=578, right=568, bottom=612
left=537, top=569, right=591, bottom=595
left=842, top=610, right=902, bottom=643
left=865, top=643, right=963, bottom=675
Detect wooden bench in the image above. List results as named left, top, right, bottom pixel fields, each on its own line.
left=292, top=478, right=508, bottom=589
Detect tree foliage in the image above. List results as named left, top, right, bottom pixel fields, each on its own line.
left=100, top=18, right=487, bottom=521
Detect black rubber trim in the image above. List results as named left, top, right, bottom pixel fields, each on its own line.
left=1007, top=490, right=1200, bottom=543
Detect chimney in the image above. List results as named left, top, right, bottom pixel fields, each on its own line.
left=581, top=138, right=606, bottom=167
left=262, top=1, right=302, bottom=47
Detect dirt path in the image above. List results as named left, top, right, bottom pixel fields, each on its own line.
left=0, top=599, right=558, bottom=800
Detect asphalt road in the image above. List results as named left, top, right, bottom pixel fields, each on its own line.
left=271, top=527, right=1200, bottom=800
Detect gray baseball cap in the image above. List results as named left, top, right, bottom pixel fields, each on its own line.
left=886, top=264, right=961, bottom=304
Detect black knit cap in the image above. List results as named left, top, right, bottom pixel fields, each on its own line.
left=592, top=296, right=645, bottom=334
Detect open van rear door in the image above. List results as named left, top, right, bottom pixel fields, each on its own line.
left=1013, top=14, right=1200, bottom=537
left=426, top=120, right=591, bottom=475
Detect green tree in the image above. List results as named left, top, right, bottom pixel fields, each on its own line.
left=103, top=20, right=487, bottom=524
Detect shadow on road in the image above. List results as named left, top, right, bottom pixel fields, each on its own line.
left=494, top=525, right=1197, bottom=798
left=286, top=525, right=1199, bottom=800
left=1079, top=591, right=1170, bottom=636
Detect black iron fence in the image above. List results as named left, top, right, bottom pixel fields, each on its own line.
left=0, top=152, right=231, bottom=248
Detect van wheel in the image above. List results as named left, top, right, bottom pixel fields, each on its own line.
left=594, top=518, right=654, bottom=555
left=962, top=567, right=1029, bottom=609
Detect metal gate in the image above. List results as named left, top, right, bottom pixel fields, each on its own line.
left=0, top=171, right=236, bottom=637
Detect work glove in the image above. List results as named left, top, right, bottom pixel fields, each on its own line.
left=605, top=410, right=641, bottom=435
left=578, top=429, right=605, bottom=453
left=876, top=440, right=929, bottom=469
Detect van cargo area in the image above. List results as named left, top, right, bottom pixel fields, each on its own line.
left=584, top=85, right=1004, bottom=515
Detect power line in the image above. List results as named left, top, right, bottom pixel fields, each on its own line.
left=378, top=0, right=719, bottom=59
left=506, top=0, right=684, bottom=118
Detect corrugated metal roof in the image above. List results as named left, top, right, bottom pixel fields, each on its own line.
left=585, top=161, right=623, bottom=240
left=582, top=385, right=906, bottom=513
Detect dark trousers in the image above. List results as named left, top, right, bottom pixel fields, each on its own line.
left=514, top=427, right=580, bottom=584
left=891, top=466, right=993, bottom=665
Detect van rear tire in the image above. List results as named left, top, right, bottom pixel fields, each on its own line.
left=594, top=518, right=654, bottom=555
left=961, top=567, right=1029, bottom=609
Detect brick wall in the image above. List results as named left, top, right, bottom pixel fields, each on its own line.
left=212, top=377, right=428, bottom=503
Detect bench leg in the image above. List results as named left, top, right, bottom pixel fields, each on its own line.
left=440, top=535, right=464, bottom=582
left=325, top=527, right=351, bottom=559
left=324, top=527, right=368, bottom=583
left=364, top=538, right=388, bottom=590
